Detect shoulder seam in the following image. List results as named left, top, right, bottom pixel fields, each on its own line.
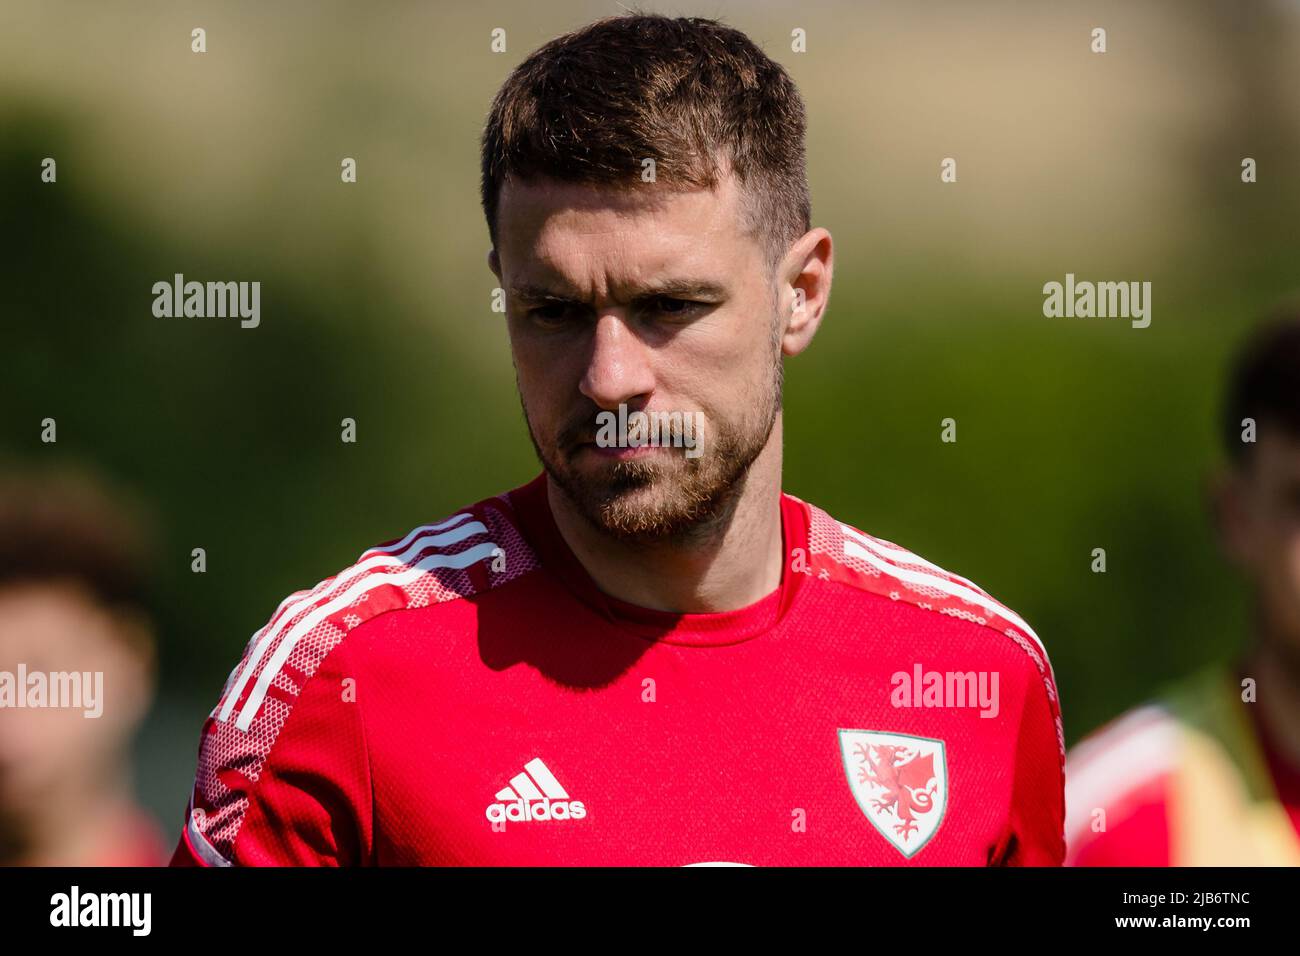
left=804, top=502, right=1063, bottom=762
left=806, top=505, right=1052, bottom=676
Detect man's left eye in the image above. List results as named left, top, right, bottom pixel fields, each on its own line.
left=655, top=297, right=693, bottom=315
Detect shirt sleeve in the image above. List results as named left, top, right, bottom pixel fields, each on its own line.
left=1065, top=784, right=1172, bottom=866
left=995, top=662, right=1066, bottom=866
left=171, top=636, right=373, bottom=867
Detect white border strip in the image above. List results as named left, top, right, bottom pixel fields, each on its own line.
left=186, top=808, right=234, bottom=867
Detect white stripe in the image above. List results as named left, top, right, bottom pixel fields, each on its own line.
left=261, top=510, right=476, bottom=651
left=843, top=539, right=1045, bottom=657
left=1067, top=705, right=1170, bottom=773
left=524, top=758, right=569, bottom=799
left=210, top=593, right=324, bottom=719
left=218, top=516, right=483, bottom=723
left=217, top=513, right=475, bottom=722
left=495, top=787, right=518, bottom=801
left=186, top=808, right=233, bottom=867
left=842, top=525, right=988, bottom=597
left=1064, top=710, right=1178, bottom=848
left=357, top=511, right=475, bottom=560
left=510, top=773, right=543, bottom=800
left=217, top=513, right=474, bottom=722
left=234, top=540, right=499, bottom=730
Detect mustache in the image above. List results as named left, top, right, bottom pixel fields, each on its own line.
left=555, top=403, right=703, bottom=452
left=558, top=403, right=678, bottom=449
left=556, top=406, right=605, bottom=451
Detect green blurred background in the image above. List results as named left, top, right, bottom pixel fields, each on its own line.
left=2, top=0, right=1298, bottom=834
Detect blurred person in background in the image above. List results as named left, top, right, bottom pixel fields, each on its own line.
left=0, top=470, right=166, bottom=866
left=1065, top=311, right=1300, bottom=865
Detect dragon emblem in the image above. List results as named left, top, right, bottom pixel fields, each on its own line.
left=839, top=730, right=947, bottom=857
left=853, top=743, right=937, bottom=840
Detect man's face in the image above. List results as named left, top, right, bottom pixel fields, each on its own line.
left=1220, top=431, right=1300, bottom=658
left=492, top=171, right=784, bottom=540
left=0, top=582, right=151, bottom=816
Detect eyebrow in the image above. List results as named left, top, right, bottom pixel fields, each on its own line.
left=508, top=278, right=730, bottom=304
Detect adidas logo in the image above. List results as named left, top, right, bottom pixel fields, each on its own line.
left=485, top=757, right=586, bottom=824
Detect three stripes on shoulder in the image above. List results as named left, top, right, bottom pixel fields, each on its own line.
left=214, top=510, right=500, bottom=731
left=837, top=521, right=1046, bottom=661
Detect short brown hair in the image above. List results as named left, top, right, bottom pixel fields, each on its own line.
left=480, top=14, right=811, bottom=268
left=0, top=469, right=155, bottom=613
left=1223, top=306, right=1300, bottom=464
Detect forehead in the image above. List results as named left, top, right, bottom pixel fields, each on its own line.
left=1248, top=430, right=1300, bottom=476
left=495, top=173, right=760, bottom=284
left=0, top=582, right=102, bottom=651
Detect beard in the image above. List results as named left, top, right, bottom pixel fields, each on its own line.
left=521, top=352, right=783, bottom=544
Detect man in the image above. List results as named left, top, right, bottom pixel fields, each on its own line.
left=0, top=471, right=166, bottom=866
left=1066, top=314, right=1300, bottom=865
left=173, top=14, right=1063, bottom=867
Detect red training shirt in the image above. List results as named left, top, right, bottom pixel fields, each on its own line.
left=173, top=473, right=1064, bottom=866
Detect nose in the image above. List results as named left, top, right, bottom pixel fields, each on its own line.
left=579, top=313, right=655, bottom=410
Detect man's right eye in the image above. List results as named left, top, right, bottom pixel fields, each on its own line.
left=528, top=303, right=573, bottom=325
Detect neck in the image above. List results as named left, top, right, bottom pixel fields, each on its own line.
left=548, top=418, right=786, bottom=613
left=1247, top=618, right=1300, bottom=769
left=3, top=764, right=137, bottom=866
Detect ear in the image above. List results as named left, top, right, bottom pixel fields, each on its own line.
left=488, top=248, right=502, bottom=282
left=778, top=227, right=833, bottom=358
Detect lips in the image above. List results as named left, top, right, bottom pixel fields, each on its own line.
left=580, top=441, right=658, bottom=459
